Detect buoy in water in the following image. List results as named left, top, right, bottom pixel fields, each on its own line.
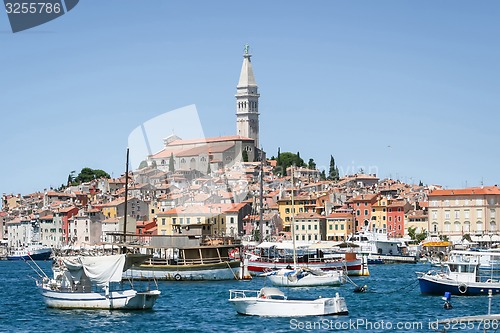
left=442, top=291, right=452, bottom=310
left=354, top=285, right=367, bottom=293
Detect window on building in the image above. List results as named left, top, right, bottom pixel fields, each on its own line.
left=455, top=210, right=459, bottom=219
left=477, top=210, right=483, bottom=218
left=230, top=217, right=234, bottom=224
left=445, top=211, right=450, bottom=220
left=308, top=225, right=311, bottom=230
left=357, top=210, right=360, bottom=216
left=162, top=218, right=166, bottom=226
left=364, top=210, right=368, bottom=216
left=295, top=225, right=298, bottom=230
left=476, top=199, right=483, bottom=205
left=302, top=225, right=305, bottom=230
left=464, top=210, right=470, bottom=219
left=388, top=216, right=392, bottom=222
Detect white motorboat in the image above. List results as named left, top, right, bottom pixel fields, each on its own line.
left=7, top=243, right=52, bottom=261
left=36, top=254, right=161, bottom=309
left=262, top=267, right=345, bottom=287
left=417, top=250, right=500, bottom=296
left=228, top=287, right=348, bottom=317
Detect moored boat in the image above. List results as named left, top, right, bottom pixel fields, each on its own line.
left=417, top=250, right=500, bottom=296
left=228, top=287, right=349, bottom=317
left=262, top=267, right=345, bottom=287
left=37, top=253, right=161, bottom=309
left=247, top=251, right=368, bottom=276
left=126, top=245, right=241, bottom=281
left=7, top=243, right=52, bottom=261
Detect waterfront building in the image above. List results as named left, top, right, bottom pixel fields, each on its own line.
left=387, top=200, right=412, bottom=237
left=371, top=196, right=389, bottom=231
left=406, top=209, right=428, bottom=235
left=293, top=212, right=326, bottom=242
left=326, top=212, right=354, bottom=241
left=277, top=193, right=329, bottom=232
left=156, top=203, right=252, bottom=237
left=428, top=186, right=500, bottom=242
left=53, top=206, right=79, bottom=245
left=67, top=208, right=105, bottom=247
left=347, top=193, right=379, bottom=231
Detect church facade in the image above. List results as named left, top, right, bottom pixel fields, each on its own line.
left=149, top=47, right=261, bottom=175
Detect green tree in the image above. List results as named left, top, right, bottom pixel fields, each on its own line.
left=308, top=158, right=316, bottom=170
left=320, top=170, right=326, bottom=180
left=74, top=167, right=110, bottom=184
left=242, top=150, right=249, bottom=162
left=419, top=180, right=424, bottom=186
left=328, top=155, right=340, bottom=181
left=169, top=153, right=175, bottom=172
left=408, top=226, right=427, bottom=244
left=276, top=152, right=304, bottom=175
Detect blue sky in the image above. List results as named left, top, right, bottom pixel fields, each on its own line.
left=1, top=1, right=499, bottom=195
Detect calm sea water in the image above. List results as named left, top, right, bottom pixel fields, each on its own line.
left=0, top=261, right=498, bottom=333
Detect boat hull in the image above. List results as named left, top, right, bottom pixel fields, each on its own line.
left=248, top=259, right=368, bottom=277
left=126, top=261, right=240, bottom=281
left=418, top=275, right=500, bottom=296
left=267, top=270, right=344, bottom=287
left=229, top=297, right=348, bottom=317
left=40, top=288, right=161, bottom=309
left=7, top=249, right=52, bottom=261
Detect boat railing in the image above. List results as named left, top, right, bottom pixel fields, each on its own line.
left=146, top=256, right=232, bottom=265
left=229, top=289, right=260, bottom=299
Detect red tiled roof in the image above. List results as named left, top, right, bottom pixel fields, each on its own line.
left=429, top=186, right=500, bottom=197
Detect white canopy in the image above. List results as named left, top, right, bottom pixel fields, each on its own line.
left=79, top=254, right=126, bottom=287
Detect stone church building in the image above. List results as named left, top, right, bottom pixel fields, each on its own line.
left=149, top=46, right=262, bottom=175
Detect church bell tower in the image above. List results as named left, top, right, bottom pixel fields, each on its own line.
left=236, top=45, right=260, bottom=149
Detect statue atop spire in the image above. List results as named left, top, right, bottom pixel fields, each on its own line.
left=244, top=44, right=250, bottom=55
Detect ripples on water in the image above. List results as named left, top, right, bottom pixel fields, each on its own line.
left=1, top=261, right=498, bottom=332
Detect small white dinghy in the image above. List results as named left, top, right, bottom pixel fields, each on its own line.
left=228, top=287, right=348, bottom=317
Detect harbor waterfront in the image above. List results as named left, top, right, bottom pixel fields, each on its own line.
left=3, top=260, right=500, bottom=332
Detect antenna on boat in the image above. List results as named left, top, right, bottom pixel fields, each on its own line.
left=122, top=147, right=130, bottom=254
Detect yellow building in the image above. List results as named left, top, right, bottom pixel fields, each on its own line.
left=326, top=213, right=354, bottom=241
left=156, top=203, right=251, bottom=237
left=371, top=196, right=389, bottom=231
left=278, top=193, right=329, bottom=232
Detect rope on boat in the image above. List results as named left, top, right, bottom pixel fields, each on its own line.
left=227, top=261, right=239, bottom=280
left=23, top=254, right=49, bottom=279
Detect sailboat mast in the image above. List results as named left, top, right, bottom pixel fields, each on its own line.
left=123, top=148, right=130, bottom=248
left=290, top=165, right=297, bottom=268
left=259, top=150, right=264, bottom=241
